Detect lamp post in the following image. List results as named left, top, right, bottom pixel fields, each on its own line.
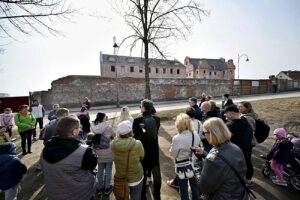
left=237, top=53, right=249, bottom=96
left=113, top=36, right=120, bottom=108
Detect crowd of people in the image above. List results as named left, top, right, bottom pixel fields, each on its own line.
left=0, top=94, right=299, bottom=200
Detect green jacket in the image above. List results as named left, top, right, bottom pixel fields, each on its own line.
left=112, top=136, right=144, bottom=183
left=14, top=112, right=36, bottom=133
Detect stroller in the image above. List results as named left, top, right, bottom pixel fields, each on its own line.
left=261, top=137, right=300, bottom=191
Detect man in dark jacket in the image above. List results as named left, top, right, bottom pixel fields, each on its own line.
left=133, top=99, right=161, bottom=200
left=0, top=142, right=27, bottom=200
left=189, top=97, right=202, bottom=121
left=40, top=116, right=98, bottom=200
left=224, top=105, right=254, bottom=184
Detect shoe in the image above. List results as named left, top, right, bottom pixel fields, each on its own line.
left=104, top=185, right=113, bottom=196
left=96, top=188, right=104, bottom=196
left=272, top=179, right=288, bottom=186
left=167, top=179, right=179, bottom=189
left=22, top=152, right=27, bottom=155
left=27, top=150, right=33, bottom=154
left=245, top=179, right=253, bottom=187
left=270, top=176, right=277, bottom=180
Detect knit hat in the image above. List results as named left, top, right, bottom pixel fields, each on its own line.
left=273, top=128, right=287, bottom=138
left=117, top=120, right=132, bottom=135
left=224, top=105, right=239, bottom=113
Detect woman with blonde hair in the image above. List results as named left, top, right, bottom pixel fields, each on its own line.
left=169, top=113, right=200, bottom=200
left=195, top=117, right=249, bottom=200
left=118, top=106, right=134, bottom=123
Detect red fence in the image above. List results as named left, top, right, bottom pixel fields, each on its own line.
left=0, top=96, right=29, bottom=113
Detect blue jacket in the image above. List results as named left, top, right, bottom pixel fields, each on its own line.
left=0, top=143, right=27, bottom=190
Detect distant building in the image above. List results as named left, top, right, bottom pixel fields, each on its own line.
left=184, top=57, right=236, bottom=80
left=99, top=52, right=186, bottom=78
left=276, top=70, right=300, bottom=81
left=0, top=93, right=9, bottom=97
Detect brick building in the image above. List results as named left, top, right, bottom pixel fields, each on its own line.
left=184, top=57, right=236, bottom=80
left=100, top=52, right=186, bottom=78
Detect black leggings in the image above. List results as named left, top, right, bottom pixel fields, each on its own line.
left=246, top=146, right=254, bottom=180
left=20, top=129, right=33, bottom=153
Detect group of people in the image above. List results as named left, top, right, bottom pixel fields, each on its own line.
left=0, top=94, right=299, bottom=200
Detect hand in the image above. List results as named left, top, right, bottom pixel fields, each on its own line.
left=193, top=146, right=204, bottom=156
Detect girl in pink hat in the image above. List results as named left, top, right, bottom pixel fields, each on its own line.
left=267, top=128, right=293, bottom=186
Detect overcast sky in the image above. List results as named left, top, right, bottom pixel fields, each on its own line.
left=1, top=0, right=299, bottom=96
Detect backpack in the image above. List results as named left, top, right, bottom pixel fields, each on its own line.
left=92, top=134, right=110, bottom=149
left=254, top=118, right=270, bottom=143
left=142, top=115, right=158, bottom=142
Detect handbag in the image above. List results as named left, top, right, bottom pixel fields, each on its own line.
left=113, top=147, right=132, bottom=198
left=216, top=153, right=256, bottom=199
left=175, top=132, right=195, bottom=180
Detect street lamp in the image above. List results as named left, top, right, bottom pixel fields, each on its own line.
left=113, top=36, right=120, bottom=108
left=237, top=53, right=249, bottom=96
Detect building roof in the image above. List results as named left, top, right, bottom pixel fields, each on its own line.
left=101, top=53, right=185, bottom=68
left=281, top=70, right=300, bottom=80
left=188, top=57, right=226, bottom=70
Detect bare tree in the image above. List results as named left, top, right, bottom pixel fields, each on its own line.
left=0, top=0, right=74, bottom=39
left=114, top=0, right=209, bottom=99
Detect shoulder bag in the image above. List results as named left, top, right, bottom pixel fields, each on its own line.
left=175, top=132, right=195, bottom=179
left=113, top=145, right=133, bottom=198
left=216, top=153, right=256, bottom=199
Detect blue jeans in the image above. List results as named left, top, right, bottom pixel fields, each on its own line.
left=116, top=180, right=143, bottom=200
left=97, top=162, right=113, bottom=190
left=178, top=177, right=200, bottom=200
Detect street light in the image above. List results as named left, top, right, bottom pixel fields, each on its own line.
left=113, top=36, right=120, bottom=108
left=237, top=53, right=249, bottom=96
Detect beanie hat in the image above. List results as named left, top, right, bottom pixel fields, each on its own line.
left=273, top=128, right=287, bottom=138
left=224, top=105, right=239, bottom=113
left=117, top=120, right=132, bottom=135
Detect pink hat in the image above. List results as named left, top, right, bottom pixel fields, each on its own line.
left=273, top=128, right=287, bottom=138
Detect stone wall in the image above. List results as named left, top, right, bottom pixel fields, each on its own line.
left=33, top=75, right=231, bottom=109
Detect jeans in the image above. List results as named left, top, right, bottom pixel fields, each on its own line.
left=5, top=183, right=20, bottom=200
left=98, top=162, right=113, bottom=189
left=20, top=129, right=33, bottom=153
left=116, top=180, right=143, bottom=200
left=141, top=165, right=161, bottom=200
left=178, top=177, right=199, bottom=200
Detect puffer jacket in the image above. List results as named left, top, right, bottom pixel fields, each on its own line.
left=198, top=142, right=249, bottom=200
left=112, top=136, right=144, bottom=183
left=91, top=122, right=115, bottom=163
left=0, top=142, right=27, bottom=190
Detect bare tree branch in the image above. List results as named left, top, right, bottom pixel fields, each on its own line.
left=113, top=0, right=209, bottom=99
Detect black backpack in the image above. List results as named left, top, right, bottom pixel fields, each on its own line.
left=254, top=118, right=270, bottom=143
left=142, top=115, right=158, bottom=142
left=92, top=134, right=110, bottom=149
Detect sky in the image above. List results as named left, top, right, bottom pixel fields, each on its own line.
left=1, top=0, right=300, bottom=96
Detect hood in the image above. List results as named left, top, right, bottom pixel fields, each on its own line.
left=42, top=136, right=81, bottom=163
left=91, top=122, right=109, bottom=134
left=112, top=137, right=136, bottom=152
left=0, top=142, right=16, bottom=155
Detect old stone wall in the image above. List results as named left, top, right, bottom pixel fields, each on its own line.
left=33, top=75, right=231, bottom=109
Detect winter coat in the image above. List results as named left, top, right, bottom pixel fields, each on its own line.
left=0, top=142, right=27, bottom=190
left=14, top=112, right=36, bottom=133
left=91, top=122, right=116, bottom=163
left=170, top=130, right=200, bottom=161
left=133, top=112, right=160, bottom=170
left=112, top=137, right=144, bottom=183
left=0, top=114, right=14, bottom=129
left=40, top=136, right=97, bottom=200
left=267, top=138, right=293, bottom=165
left=198, top=142, right=249, bottom=200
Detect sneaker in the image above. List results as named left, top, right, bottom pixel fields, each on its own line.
left=245, top=179, right=253, bottom=187
left=167, top=179, right=179, bottom=189
left=270, top=176, right=277, bottom=180
left=27, top=150, right=33, bottom=154
left=96, top=188, right=104, bottom=196
left=272, top=179, right=288, bottom=186
left=104, top=186, right=113, bottom=196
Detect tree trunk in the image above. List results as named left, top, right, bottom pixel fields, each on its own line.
left=144, top=41, right=151, bottom=99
